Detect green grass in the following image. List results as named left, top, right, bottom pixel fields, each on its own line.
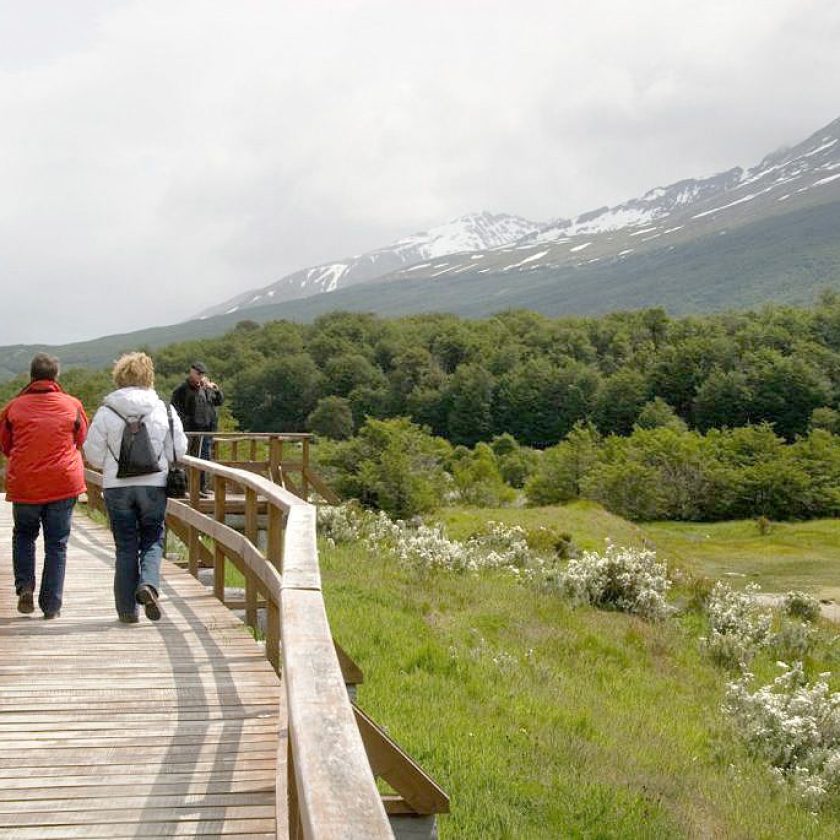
left=439, top=502, right=840, bottom=601
left=438, top=500, right=647, bottom=552
left=321, top=535, right=840, bottom=838
left=642, top=519, right=840, bottom=601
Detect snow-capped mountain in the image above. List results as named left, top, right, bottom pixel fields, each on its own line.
left=385, top=115, right=840, bottom=283
left=205, top=114, right=840, bottom=323
left=197, top=211, right=540, bottom=319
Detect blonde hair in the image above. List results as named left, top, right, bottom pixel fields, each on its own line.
left=112, top=352, right=155, bottom=389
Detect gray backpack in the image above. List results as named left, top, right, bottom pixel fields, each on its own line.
left=105, top=406, right=162, bottom=478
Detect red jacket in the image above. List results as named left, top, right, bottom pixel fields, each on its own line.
left=0, top=380, right=88, bottom=504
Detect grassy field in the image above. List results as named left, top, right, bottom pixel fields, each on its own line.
left=321, top=534, right=840, bottom=838
left=440, top=502, right=840, bottom=601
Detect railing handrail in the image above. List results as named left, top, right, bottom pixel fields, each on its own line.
left=184, top=431, right=314, bottom=440
left=84, top=454, right=394, bottom=839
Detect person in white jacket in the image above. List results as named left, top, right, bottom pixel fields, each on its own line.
left=84, top=352, right=187, bottom=624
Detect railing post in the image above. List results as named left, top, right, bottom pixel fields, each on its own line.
left=189, top=465, right=201, bottom=508
left=244, top=487, right=259, bottom=628
left=213, top=475, right=226, bottom=604
left=188, top=525, right=200, bottom=578
left=269, top=436, right=281, bottom=484
left=301, top=438, right=310, bottom=500
left=268, top=504, right=284, bottom=571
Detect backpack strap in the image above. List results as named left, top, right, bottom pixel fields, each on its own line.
left=102, top=405, right=125, bottom=464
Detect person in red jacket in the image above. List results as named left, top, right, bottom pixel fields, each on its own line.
left=0, top=353, right=88, bottom=618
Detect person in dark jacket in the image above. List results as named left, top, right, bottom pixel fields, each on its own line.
left=170, top=361, right=223, bottom=493
left=0, top=353, right=88, bottom=618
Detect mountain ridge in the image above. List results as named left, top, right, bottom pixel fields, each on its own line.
left=1, top=114, right=839, bottom=380
left=197, top=210, right=540, bottom=319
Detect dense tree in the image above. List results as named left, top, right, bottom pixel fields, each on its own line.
left=231, top=354, right=322, bottom=431
left=318, top=417, right=451, bottom=517
left=594, top=369, right=649, bottom=436
left=307, top=395, right=354, bottom=440
left=445, top=363, right=495, bottom=446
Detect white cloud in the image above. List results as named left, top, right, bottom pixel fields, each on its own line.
left=0, top=0, right=838, bottom=343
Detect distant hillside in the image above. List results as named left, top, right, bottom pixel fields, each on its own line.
left=196, top=211, right=540, bottom=319
left=195, top=113, right=840, bottom=321
left=2, top=115, right=840, bottom=380
left=1, top=196, right=837, bottom=382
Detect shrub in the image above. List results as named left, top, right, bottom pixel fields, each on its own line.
left=724, top=663, right=840, bottom=806
left=307, top=395, right=354, bottom=439
left=318, top=417, right=452, bottom=518
left=450, top=443, right=515, bottom=506
left=317, top=504, right=544, bottom=576
left=525, top=526, right=576, bottom=561
left=783, top=591, right=822, bottom=622
left=701, top=582, right=772, bottom=669
left=556, top=544, right=672, bottom=621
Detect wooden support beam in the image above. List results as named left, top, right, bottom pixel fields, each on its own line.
left=353, top=705, right=450, bottom=816
left=334, top=640, right=364, bottom=685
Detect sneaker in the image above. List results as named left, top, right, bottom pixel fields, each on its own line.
left=42, top=611, right=60, bottom=620
left=136, top=585, right=161, bottom=621
left=118, top=613, right=139, bottom=624
left=17, top=590, right=34, bottom=615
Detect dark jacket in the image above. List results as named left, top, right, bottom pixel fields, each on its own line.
left=171, top=380, right=224, bottom=432
left=0, top=380, right=88, bottom=503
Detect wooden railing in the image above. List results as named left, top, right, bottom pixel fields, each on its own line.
left=188, top=432, right=340, bottom=504
left=84, top=454, right=448, bottom=838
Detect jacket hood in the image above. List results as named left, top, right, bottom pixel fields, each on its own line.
left=104, top=387, right=163, bottom=417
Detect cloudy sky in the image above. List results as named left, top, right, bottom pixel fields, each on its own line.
left=1, top=0, right=838, bottom=344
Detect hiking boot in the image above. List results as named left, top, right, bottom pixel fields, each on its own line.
left=118, top=613, right=139, bottom=624
left=136, top=585, right=161, bottom=621
left=42, top=611, right=60, bottom=620
left=17, top=589, right=34, bottom=615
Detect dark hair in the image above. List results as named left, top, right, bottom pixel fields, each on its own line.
left=30, top=353, right=60, bottom=382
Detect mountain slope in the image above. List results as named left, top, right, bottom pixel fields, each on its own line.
left=2, top=114, right=840, bottom=381
left=379, top=115, right=840, bottom=286
left=197, top=211, right=540, bottom=318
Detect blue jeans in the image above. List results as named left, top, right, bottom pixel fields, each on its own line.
left=104, top=486, right=166, bottom=618
left=13, top=497, right=76, bottom=615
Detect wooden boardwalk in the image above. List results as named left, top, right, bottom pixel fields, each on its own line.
left=0, top=499, right=283, bottom=839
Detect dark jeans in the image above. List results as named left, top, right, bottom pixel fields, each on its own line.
left=13, top=497, right=76, bottom=614
left=188, top=433, right=213, bottom=490
left=104, top=485, right=166, bottom=618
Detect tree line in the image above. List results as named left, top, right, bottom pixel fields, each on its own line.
left=2, top=295, right=838, bottom=521
left=161, top=293, right=840, bottom=443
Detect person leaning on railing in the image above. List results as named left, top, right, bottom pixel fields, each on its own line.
left=83, top=352, right=187, bottom=624
left=170, top=360, right=223, bottom=496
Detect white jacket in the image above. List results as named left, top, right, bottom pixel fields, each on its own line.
left=84, top=387, right=188, bottom=489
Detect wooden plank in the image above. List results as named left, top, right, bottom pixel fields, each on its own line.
left=0, top=500, right=283, bottom=838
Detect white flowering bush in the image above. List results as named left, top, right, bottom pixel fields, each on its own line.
left=783, top=591, right=822, bottom=623
left=317, top=504, right=544, bottom=576
left=317, top=502, right=366, bottom=546
left=769, top=620, right=816, bottom=661
left=724, top=662, right=840, bottom=806
left=556, top=543, right=672, bottom=621
left=702, top=582, right=773, bottom=668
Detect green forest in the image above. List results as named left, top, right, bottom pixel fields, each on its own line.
left=3, top=292, right=840, bottom=522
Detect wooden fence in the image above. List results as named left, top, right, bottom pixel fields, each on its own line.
left=84, top=453, right=448, bottom=838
